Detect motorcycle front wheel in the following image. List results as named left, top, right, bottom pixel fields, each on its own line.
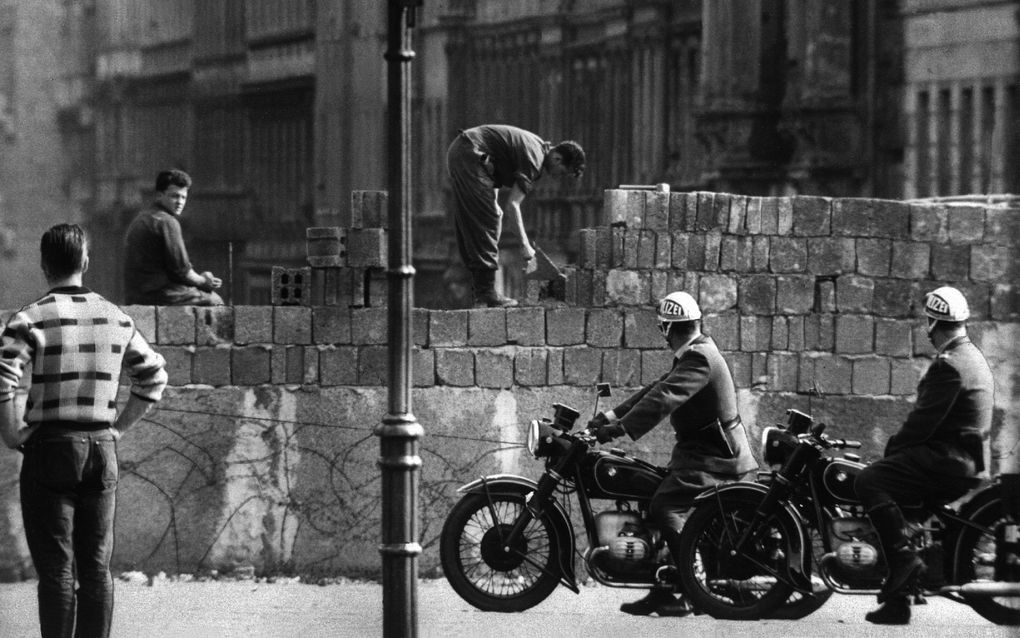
left=954, top=503, right=1020, bottom=625
left=440, top=492, right=562, bottom=612
left=676, top=496, right=795, bottom=620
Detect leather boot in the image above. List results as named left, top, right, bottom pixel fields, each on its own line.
left=868, top=503, right=924, bottom=598
left=471, top=268, right=518, bottom=308
left=619, top=587, right=693, bottom=617
left=865, top=595, right=911, bottom=625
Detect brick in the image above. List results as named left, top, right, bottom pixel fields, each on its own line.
left=312, top=306, right=351, bottom=344
left=699, top=274, right=738, bottom=313
left=931, top=244, right=970, bottom=281
left=891, top=241, right=931, bottom=279
left=760, top=197, right=780, bottom=234
left=946, top=204, right=986, bottom=243
left=156, top=306, right=195, bottom=345
left=835, top=315, right=873, bottom=354
left=623, top=308, right=660, bottom=348
left=805, top=314, right=835, bottom=351
left=873, top=279, right=916, bottom=317
left=610, top=227, right=626, bottom=267
left=727, top=196, right=748, bottom=235
left=670, top=232, right=689, bottom=269
left=306, top=226, right=347, bottom=267
left=910, top=204, right=949, bottom=242
left=738, top=275, right=776, bottom=314
left=160, top=345, right=194, bottom=385
left=350, top=307, right=388, bottom=344
left=232, top=345, right=272, bottom=385
left=625, top=189, right=646, bottom=228
left=695, top=192, right=716, bottom=231
left=271, top=266, right=312, bottom=306
left=970, top=245, right=1010, bottom=282
left=429, top=310, right=468, bottom=346
left=767, top=352, right=799, bottom=391
left=836, top=275, right=874, bottom=313
left=668, top=192, right=689, bottom=230
left=601, top=349, right=640, bottom=386
left=122, top=305, right=156, bottom=342
left=703, top=229, right=722, bottom=270
left=776, top=197, right=794, bottom=234
left=605, top=270, right=651, bottom=306
left=752, top=236, right=770, bottom=271
left=595, top=227, right=613, bottom=269
left=791, top=196, right=831, bottom=236
left=991, top=284, right=1020, bottom=320
left=564, top=347, right=603, bottom=386
left=603, top=189, right=629, bottom=226
left=807, top=238, right=855, bottom=275
left=413, top=347, right=435, bottom=387
left=720, top=236, right=752, bottom=272
left=852, top=357, right=891, bottom=395
left=234, top=306, right=273, bottom=344
left=319, top=345, right=358, bottom=385
left=476, top=350, right=514, bottom=388
left=776, top=275, right=815, bottom=314
left=357, top=345, right=388, bottom=385
left=855, top=238, right=892, bottom=276
left=817, top=279, right=836, bottom=313
left=704, top=313, right=739, bottom=350
left=514, top=349, right=548, bottom=386
left=771, top=317, right=789, bottom=350
left=745, top=197, right=763, bottom=234
left=645, top=191, right=670, bottom=231
left=195, top=306, right=234, bottom=345
left=467, top=308, right=507, bottom=346
left=578, top=228, right=598, bottom=268
left=547, top=348, right=565, bottom=385
left=875, top=318, right=913, bottom=357
left=586, top=309, right=623, bottom=347
left=641, top=350, right=674, bottom=384
left=546, top=307, right=586, bottom=346
left=809, top=353, right=853, bottom=394
left=273, top=306, right=313, bottom=344
left=769, top=237, right=807, bottom=273
left=193, top=346, right=231, bottom=386
left=347, top=228, right=387, bottom=268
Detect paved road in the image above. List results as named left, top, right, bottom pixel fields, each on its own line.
left=0, top=577, right=1014, bottom=637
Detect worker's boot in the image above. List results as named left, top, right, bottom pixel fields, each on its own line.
left=866, top=502, right=924, bottom=623
left=471, top=268, right=518, bottom=308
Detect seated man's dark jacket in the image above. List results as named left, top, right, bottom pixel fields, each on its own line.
left=123, top=203, right=193, bottom=302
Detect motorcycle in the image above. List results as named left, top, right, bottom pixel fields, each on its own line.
left=674, top=407, right=1020, bottom=624
left=439, top=385, right=829, bottom=616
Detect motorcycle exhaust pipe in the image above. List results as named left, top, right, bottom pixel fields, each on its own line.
left=940, top=582, right=1020, bottom=596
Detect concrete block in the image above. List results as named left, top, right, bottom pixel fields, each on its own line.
left=156, top=306, right=195, bottom=345
left=805, top=314, right=835, bottom=351
left=586, top=309, right=623, bottom=348
left=703, top=313, right=739, bottom=350
left=284, top=346, right=306, bottom=384
left=366, top=268, right=388, bottom=308
left=777, top=275, right=815, bottom=314
left=602, top=189, right=629, bottom=226
left=720, top=236, right=752, bottom=272
left=791, top=196, right=831, bottom=236
left=946, top=204, right=985, bottom=243
left=698, top=274, right=738, bottom=313
left=595, top=227, right=613, bottom=269
left=347, top=229, right=387, bottom=268
left=525, top=279, right=545, bottom=306
left=563, top=347, right=603, bottom=386
left=809, top=353, right=853, bottom=394
left=890, top=241, right=931, bottom=279
left=970, top=245, right=1010, bottom=282
left=435, top=349, right=474, bottom=386
left=852, top=357, right=891, bottom=395
left=312, top=306, right=351, bottom=344
left=870, top=199, right=911, bottom=239
left=546, top=348, right=565, bottom=385
left=833, top=198, right=909, bottom=239
left=835, top=315, right=873, bottom=354
left=306, top=227, right=347, bottom=268
left=159, top=345, right=193, bottom=385
left=931, top=244, right=970, bottom=281
left=769, top=237, right=807, bottom=273
left=751, top=352, right=769, bottom=385
left=312, top=267, right=345, bottom=306
left=468, top=308, right=507, bottom=346
left=625, top=189, right=646, bottom=228
left=351, top=190, right=388, bottom=229
left=232, top=345, right=272, bottom=385
left=855, top=238, right=892, bottom=276
left=601, top=349, right=640, bottom=387
left=817, top=279, right=836, bottom=313
left=350, top=307, right=388, bottom=344
left=985, top=207, right=1020, bottom=246
left=413, top=308, right=429, bottom=346
left=712, top=192, right=732, bottom=230
left=777, top=197, right=794, bottom=235
left=670, top=232, right=689, bottom=270
left=890, top=358, right=927, bottom=395
left=836, top=275, right=874, bottom=313
left=991, top=284, right=1019, bottom=320
left=910, top=204, right=950, bottom=243
left=635, top=230, right=656, bottom=268
left=605, top=270, right=650, bottom=306
left=787, top=316, right=805, bottom=351
left=610, top=227, right=626, bottom=267
left=506, top=307, right=545, bottom=346
left=687, top=234, right=706, bottom=270
left=622, top=230, right=641, bottom=268
left=745, top=197, right=763, bottom=234
left=654, top=232, right=672, bottom=269
left=475, top=350, right=514, bottom=388
left=644, top=191, right=670, bottom=231
left=954, top=282, right=991, bottom=319
left=302, top=345, right=319, bottom=384
left=575, top=269, right=594, bottom=307
left=695, top=192, right=716, bottom=231
left=807, top=238, right=856, bottom=275
left=592, top=270, right=608, bottom=307
left=234, top=306, right=273, bottom=344
left=273, top=306, right=313, bottom=344
left=122, top=305, right=156, bottom=342
left=578, top=228, right=598, bottom=268
left=727, top=351, right=752, bottom=388
left=873, top=279, right=916, bottom=317
left=271, top=266, right=311, bottom=306
left=195, top=306, right=234, bottom=346
left=767, top=352, right=799, bottom=392
left=357, top=345, right=388, bottom=385
left=739, top=275, right=776, bottom=314
left=704, top=230, right=722, bottom=271
left=875, top=318, right=913, bottom=357
left=546, top=307, right=586, bottom=346
left=649, top=269, right=669, bottom=303
left=514, top=349, right=548, bottom=386
left=727, top=196, right=748, bottom=235
left=641, top=350, right=674, bottom=384
left=760, top=197, right=780, bottom=235
left=413, top=347, right=435, bottom=387
left=771, top=316, right=789, bottom=350
left=740, top=315, right=765, bottom=351
left=752, top=236, right=770, bottom=272
left=193, top=346, right=231, bottom=386
left=562, top=268, right=577, bottom=306
left=319, top=345, right=358, bottom=385
left=668, top=192, right=689, bottom=230
left=623, top=308, right=660, bottom=348
left=429, top=310, right=468, bottom=346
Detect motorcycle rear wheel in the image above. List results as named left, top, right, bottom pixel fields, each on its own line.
left=676, top=496, right=795, bottom=620
left=954, top=503, right=1020, bottom=625
left=440, top=492, right=562, bottom=612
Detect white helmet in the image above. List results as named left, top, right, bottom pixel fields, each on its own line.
left=657, top=291, right=702, bottom=323
left=923, top=286, right=970, bottom=323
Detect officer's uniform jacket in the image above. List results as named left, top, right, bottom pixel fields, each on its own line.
left=611, top=335, right=757, bottom=476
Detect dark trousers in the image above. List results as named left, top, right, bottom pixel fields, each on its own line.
left=855, top=442, right=981, bottom=511
left=447, top=133, right=501, bottom=270
left=20, top=427, right=119, bottom=638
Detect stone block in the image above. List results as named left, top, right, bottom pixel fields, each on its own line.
left=547, top=348, right=565, bottom=385
left=874, top=318, right=912, bottom=357
left=319, top=345, right=358, bottom=385
left=833, top=198, right=909, bottom=239
left=891, top=241, right=931, bottom=279
left=357, top=345, right=388, bottom=385
left=809, top=353, right=853, bottom=394
left=670, top=232, right=689, bottom=269
left=752, top=236, right=770, bottom=272
left=760, top=197, right=780, bottom=234
left=626, top=189, right=646, bottom=228
left=592, top=270, right=608, bottom=307
left=985, top=207, right=1020, bottom=246
left=156, top=306, right=195, bottom=345
left=578, top=228, right=598, bottom=268
left=232, top=345, right=272, bottom=385
left=351, top=190, right=388, bottom=229
left=193, top=346, right=231, bottom=386
left=601, top=349, right=640, bottom=386
left=413, top=308, right=430, bottom=346
left=302, top=345, right=319, bottom=384
left=546, top=308, right=586, bottom=346
left=645, top=191, right=670, bottom=231
left=817, top=279, right=836, bottom=313
left=563, top=347, right=603, bottom=386
left=575, top=269, right=594, bottom=307
left=273, top=306, right=313, bottom=344
left=122, top=305, right=156, bottom=342
left=195, top=306, right=234, bottom=345
left=159, top=345, right=194, bottom=385
left=751, top=352, right=769, bottom=386
left=835, top=315, right=874, bottom=354
left=271, top=266, right=312, bottom=306
left=745, top=197, right=763, bottom=234
left=738, top=275, right=776, bottom=315
left=284, top=346, right=306, bottom=384
left=704, top=313, right=739, bottom=350
left=873, top=279, right=916, bottom=317
left=970, top=245, right=1010, bottom=282
left=685, top=234, right=706, bottom=270
left=740, top=315, right=768, bottom=352
left=347, top=228, right=387, bottom=268
left=852, top=357, right=891, bottom=395
left=306, top=226, right=347, bottom=268
left=704, top=229, right=722, bottom=271
left=312, top=306, right=351, bottom=344
left=350, top=307, right=388, bottom=344
left=365, top=267, right=388, bottom=308
left=727, top=351, right=753, bottom=388
left=668, top=192, right=689, bottom=230
left=699, top=274, right=738, bottom=312
left=991, top=284, right=1019, bottom=320
left=855, top=238, right=892, bottom=276
left=595, top=227, right=613, bottom=269
left=637, top=230, right=656, bottom=268
left=562, top=268, right=577, bottom=306
left=807, top=238, right=855, bottom=275
left=312, top=267, right=348, bottom=306
left=623, top=308, right=660, bottom=348
left=890, top=358, right=927, bottom=395
left=769, top=237, right=807, bottom=273
left=791, top=196, right=831, bottom=236
left=641, top=350, right=674, bottom=384
left=233, top=306, right=273, bottom=344
left=649, top=270, right=669, bottom=302
left=695, top=192, right=715, bottom=231
left=622, top=230, right=641, bottom=268
left=586, top=309, right=623, bottom=348
left=711, top=192, right=731, bottom=231
left=771, top=316, right=789, bottom=350
left=727, top=196, right=748, bottom=235
left=931, top=244, right=970, bottom=281
left=720, top=236, right=752, bottom=272
left=946, top=204, right=986, bottom=243
left=836, top=275, right=874, bottom=313
left=611, top=227, right=626, bottom=267
left=776, top=197, right=794, bottom=234
left=870, top=199, right=911, bottom=239
left=605, top=270, right=651, bottom=306
left=603, top=189, right=629, bottom=226
left=429, top=310, right=469, bottom=346
left=514, top=349, right=548, bottom=386
left=787, top=316, right=805, bottom=351
left=507, top=307, right=545, bottom=346
left=804, top=314, right=835, bottom=352
left=413, top=348, right=435, bottom=387
left=654, top=232, right=672, bottom=269
left=910, top=204, right=949, bottom=242
left=468, top=308, right=507, bottom=346
left=475, top=350, right=514, bottom=388
left=776, top=275, right=815, bottom=314
left=767, top=352, right=799, bottom=392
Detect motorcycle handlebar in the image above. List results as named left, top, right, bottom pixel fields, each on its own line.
left=819, top=435, right=862, bottom=449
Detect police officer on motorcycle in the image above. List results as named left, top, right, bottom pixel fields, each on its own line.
left=855, top=286, right=994, bottom=625
left=589, top=291, right=759, bottom=616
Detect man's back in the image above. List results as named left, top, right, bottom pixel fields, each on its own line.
left=123, top=206, right=191, bottom=300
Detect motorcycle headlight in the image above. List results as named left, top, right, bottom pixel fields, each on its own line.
left=762, top=426, right=798, bottom=466
left=527, top=419, right=567, bottom=458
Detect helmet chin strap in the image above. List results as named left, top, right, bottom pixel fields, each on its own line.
left=926, top=317, right=938, bottom=335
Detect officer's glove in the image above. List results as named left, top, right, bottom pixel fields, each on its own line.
left=587, top=412, right=609, bottom=431
left=595, top=423, right=625, bottom=444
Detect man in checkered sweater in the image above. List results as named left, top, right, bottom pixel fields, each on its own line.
left=0, top=224, right=167, bottom=638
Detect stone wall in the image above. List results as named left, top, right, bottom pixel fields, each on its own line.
left=0, top=191, right=1016, bottom=581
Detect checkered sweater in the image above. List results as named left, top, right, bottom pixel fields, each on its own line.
left=0, top=286, right=167, bottom=425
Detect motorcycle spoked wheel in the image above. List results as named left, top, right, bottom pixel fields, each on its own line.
left=440, top=492, right=562, bottom=612
left=677, top=497, right=795, bottom=620
left=954, top=505, right=1020, bottom=625
left=767, top=530, right=832, bottom=620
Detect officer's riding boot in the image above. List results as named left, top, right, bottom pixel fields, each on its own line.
left=618, top=527, right=693, bottom=617
left=864, top=503, right=924, bottom=625
left=471, top=268, right=518, bottom=308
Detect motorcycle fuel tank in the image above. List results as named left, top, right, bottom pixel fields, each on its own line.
left=822, top=457, right=866, bottom=504
left=585, top=452, right=666, bottom=501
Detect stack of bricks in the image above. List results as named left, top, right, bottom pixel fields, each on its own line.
left=272, top=190, right=389, bottom=308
